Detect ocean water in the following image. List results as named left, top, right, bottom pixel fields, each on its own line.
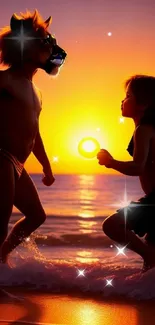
left=10, top=173, right=145, bottom=247
left=1, top=173, right=155, bottom=300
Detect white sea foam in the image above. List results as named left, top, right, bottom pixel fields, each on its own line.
left=0, top=245, right=154, bottom=301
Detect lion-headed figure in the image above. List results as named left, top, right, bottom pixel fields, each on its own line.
left=0, top=9, right=67, bottom=76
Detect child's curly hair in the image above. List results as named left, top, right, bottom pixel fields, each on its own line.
left=124, top=74, right=155, bottom=126
left=0, top=9, right=52, bottom=66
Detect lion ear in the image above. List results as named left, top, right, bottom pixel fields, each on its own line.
left=44, top=16, right=52, bottom=28
left=33, top=9, right=38, bottom=23
left=10, top=13, right=21, bottom=31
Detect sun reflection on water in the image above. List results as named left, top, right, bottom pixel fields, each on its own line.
left=76, top=250, right=99, bottom=263
left=78, top=212, right=95, bottom=218
left=78, top=220, right=97, bottom=234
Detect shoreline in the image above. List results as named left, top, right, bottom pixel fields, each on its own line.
left=1, top=286, right=155, bottom=304
left=1, top=291, right=155, bottom=325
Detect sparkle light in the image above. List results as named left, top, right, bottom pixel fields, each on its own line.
left=107, top=32, right=112, bottom=36
left=115, top=244, right=128, bottom=256
left=105, top=176, right=155, bottom=249
left=53, top=156, right=59, bottom=162
left=118, top=182, right=131, bottom=221
left=119, top=117, right=124, bottom=123
left=6, top=21, right=40, bottom=61
left=105, top=279, right=113, bottom=287
left=96, top=127, right=100, bottom=132
left=77, top=269, right=86, bottom=277
left=107, top=177, right=131, bottom=228
left=25, top=237, right=30, bottom=242
left=106, top=177, right=132, bottom=238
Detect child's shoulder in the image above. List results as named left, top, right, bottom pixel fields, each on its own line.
left=135, top=124, right=154, bottom=132
left=134, top=124, right=154, bottom=141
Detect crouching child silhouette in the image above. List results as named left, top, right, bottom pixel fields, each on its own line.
left=0, top=10, right=67, bottom=264
left=97, top=75, right=155, bottom=272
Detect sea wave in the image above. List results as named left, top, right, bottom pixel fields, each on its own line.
left=34, top=233, right=112, bottom=247
left=12, top=212, right=107, bottom=221
left=0, top=243, right=154, bottom=301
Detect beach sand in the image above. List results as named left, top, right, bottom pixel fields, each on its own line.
left=0, top=290, right=155, bottom=325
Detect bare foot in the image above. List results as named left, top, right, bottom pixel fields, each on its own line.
left=142, top=251, right=155, bottom=273
left=142, top=261, right=152, bottom=273
left=0, top=257, right=7, bottom=264
left=0, top=255, right=13, bottom=268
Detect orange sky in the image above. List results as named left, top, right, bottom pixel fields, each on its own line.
left=25, top=36, right=155, bottom=174
left=1, top=2, right=155, bottom=174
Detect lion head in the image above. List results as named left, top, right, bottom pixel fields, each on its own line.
left=0, top=9, right=67, bottom=76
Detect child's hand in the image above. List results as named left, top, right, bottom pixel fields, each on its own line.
left=97, top=149, right=114, bottom=167
left=42, top=165, right=55, bottom=186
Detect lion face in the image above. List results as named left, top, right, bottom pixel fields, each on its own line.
left=8, top=13, right=67, bottom=75
left=35, top=29, right=67, bottom=75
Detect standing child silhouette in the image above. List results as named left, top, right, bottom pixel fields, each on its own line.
left=97, top=75, right=155, bottom=272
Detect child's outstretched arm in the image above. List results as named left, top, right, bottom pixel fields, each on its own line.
left=97, top=125, right=152, bottom=176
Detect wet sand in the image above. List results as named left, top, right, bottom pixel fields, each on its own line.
left=0, top=290, right=155, bottom=325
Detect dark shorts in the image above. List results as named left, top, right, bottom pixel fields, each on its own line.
left=0, top=148, right=24, bottom=180
left=116, top=189, right=155, bottom=244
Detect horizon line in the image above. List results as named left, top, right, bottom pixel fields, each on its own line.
left=29, top=172, right=122, bottom=176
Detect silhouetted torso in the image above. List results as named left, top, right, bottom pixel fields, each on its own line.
left=0, top=69, right=42, bottom=163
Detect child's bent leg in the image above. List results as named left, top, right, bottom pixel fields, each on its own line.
left=0, top=169, right=46, bottom=261
left=0, top=156, right=15, bottom=260
left=102, top=213, right=155, bottom=267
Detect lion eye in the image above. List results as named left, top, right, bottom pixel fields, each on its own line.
left=45, top=35, right=50, bottom=43
left=40, top=34, right=57, bottom=47
left=40, top=34, right=50, bottom=44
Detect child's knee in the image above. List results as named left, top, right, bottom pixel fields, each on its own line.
left=102, top=213, right=118, bottom=235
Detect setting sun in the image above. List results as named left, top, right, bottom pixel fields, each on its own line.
left=83, top=140, right=96, bottom=152
left=78, top=137, right=100, bottom=159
